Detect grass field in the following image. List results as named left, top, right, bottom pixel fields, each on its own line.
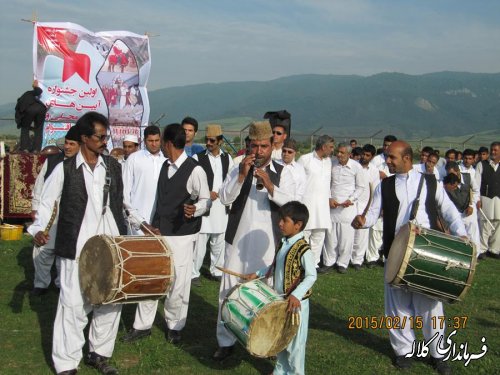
left=0, top=235, right=498, bottom=374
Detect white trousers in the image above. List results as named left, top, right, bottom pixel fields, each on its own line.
left=385, top=273, right=445, bottom=358
left=480, top=218, right=500, bottom=254
left=352, top=228, right=369, bottom=266
left=323, top=222, right=355, bottom=268
left=52, top=259, right=121, bottom=373
left=133, top=234, right=196, bottom=331
left=303, top=229, right=326, bottom=267
left=367, top=227, right=383, bottom=262
left=462, top=212, right=481, bottom=255
left=33, top=245, right=60, bottom=288
left=192, top=232, right=225, bottom=278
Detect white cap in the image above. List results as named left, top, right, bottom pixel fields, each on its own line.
left=123, top=134, right=139, bottom=144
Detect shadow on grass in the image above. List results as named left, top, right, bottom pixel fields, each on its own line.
left=8, top=245, right=58, bottom=369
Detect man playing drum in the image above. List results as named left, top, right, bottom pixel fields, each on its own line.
left=29, top=112, right=127, bottom=375
left=352, top=141, right=466, bottom=375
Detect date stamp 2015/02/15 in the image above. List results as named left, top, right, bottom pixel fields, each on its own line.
left=347, top=316, right=468, bottom=330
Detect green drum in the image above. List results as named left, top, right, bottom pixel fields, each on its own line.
left=221, top=279, right=298, bottom=357
left=386, top=223, right=477, bottom=304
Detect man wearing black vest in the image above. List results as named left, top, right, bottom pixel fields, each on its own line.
left=213, top=120, right=296, bottom=360
left=352, top=141, right=466, bottom=375
left=28, top=112, right=126, bottom=375
left=122, top=123, right=209, bottom=345
left=30, top=125, right=81, bottom=296
left=192, top=124, right=234, bottom=284
left=476, top=141, right=500, bottom=258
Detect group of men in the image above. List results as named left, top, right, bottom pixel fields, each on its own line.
left=27, top=108, right=499, bottom=375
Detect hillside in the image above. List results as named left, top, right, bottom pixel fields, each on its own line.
left=2, top=72, right=500, bottom=138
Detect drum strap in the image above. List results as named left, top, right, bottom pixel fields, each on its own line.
left=102, top=160, right=111, bottom=216
left=410, top=174, right=425, bottom=221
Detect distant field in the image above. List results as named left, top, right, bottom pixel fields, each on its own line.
left=0, top=236, right=498, bottom=374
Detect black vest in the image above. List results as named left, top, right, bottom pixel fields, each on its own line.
left=381, top=174, right=438, bottom=258
left=152, top=157, right=202, bottom=236
left=44, top=153, right=65, bottom=180
left=225, top=160, right=284, bottom=245
left=446, top=173, right=471, bottom=213
left=55, top=155, right=127, bottom=259
left=196, top=151, right=231, bottom=215
left=480, top=160, right=500, bottom=198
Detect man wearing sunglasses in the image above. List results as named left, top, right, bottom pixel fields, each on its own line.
left=29, top=112, right=127, bottom=375
left=192, top=124, right=234, bottom=285
left=279, top=138, right=306, bottom=201
left=264, top=110, right=291, bottom=161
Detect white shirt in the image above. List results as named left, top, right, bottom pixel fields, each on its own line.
left=364, top=169, right=466, bottom=237
left=271, top=147, right=282, bottom=161
left=193, top=149, right=234, bottom=233
left=330, top=158, right=366, bottom=223
left=32, top=160, right=49, bottom=211
left=358, top=163, right=380, bottom=215
left=164, top=151, right=210, bottom=218
left=297, top=151, right=332, bottom=230
left=458, top=164, right=481, bottom=204
left=370, top=153, right=386, bottom=169
left=413, top=163, right=441, bottom=181
left=282, top=160, right=307, bottom=202
left=122, top=148, right=166, bottom=232
left=28, top=151, right=121, bottom=258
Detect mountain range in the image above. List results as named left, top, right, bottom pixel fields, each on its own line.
left=1, top=71, right=500, bottom=138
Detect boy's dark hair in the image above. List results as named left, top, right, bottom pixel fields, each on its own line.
left=144, top=125, right=161, bottom=138
left=421, top=146, right=434, bottom=154
left=278, top=201, right=309, bottom=230
left=163, top=123, right=186, bottom=149
left=463, top=148, right=475, bottom=157
left=181, top=116, right=199, bottom=132
left=443, top=173, right=460, bottom=185
left=352, top=146, right=363, bottom=157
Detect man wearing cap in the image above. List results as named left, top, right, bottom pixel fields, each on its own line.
left=121, top=125, right=165, bottom=236
left=30, top=125, right=81, bottom=296
left=279, top=138, right=306, bottom=201
left=213, top=120, right=295, bottom=360
left=182, top=116, right=205, bottom=157
left=192, top=124, right=234, bottom=285
left=297, top=135, right=334, bottom=267
left=122, top=134, right=139, bottom=160
left=264, top=110, right=290, bottom=161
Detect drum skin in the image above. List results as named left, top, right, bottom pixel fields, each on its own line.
left=221, top=279, right=299, bottom=358
left=386, top=223, right=477, bottom=304
left=79, top=235, right=173, bottom=304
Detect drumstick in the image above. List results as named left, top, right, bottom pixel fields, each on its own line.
left=478, top=207, right=495, bottom=231
left=215, top=266, right=246, bottom=279
left=42, top=201, right=58, bottom=236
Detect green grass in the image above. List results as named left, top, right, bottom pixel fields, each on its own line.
left=1, top=235, right=498, bottom=374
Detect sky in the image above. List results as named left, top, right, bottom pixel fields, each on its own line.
left=1, top=0, right=499, bottom=105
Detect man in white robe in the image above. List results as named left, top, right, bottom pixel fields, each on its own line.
left=278, top=138, right=306, bottom=201
left=213, top=121, right=295, bottom=360
left=297, top=135, right=334, bottom=266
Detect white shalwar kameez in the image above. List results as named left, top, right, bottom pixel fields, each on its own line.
left=122, top=148, right=166, bottom=233
left=297, top=152, right=332, bottom=266
left=31, top=159, right=60, bottom=288
left=363, top=168, right=466, bottom=358
left=192, top=150, right=234, bottom=278
left=255, top=232, right=317, bottom=375
left=133, top=152, right=209, bottom=332
left=216, top=163, right=295, bottom=347
left=324, top=158, right=366, bottom=268
left=352, top=163, right=380, bottom=265
left=282, top=160, right=307, bottom=201
left=28, top=152, right=122, bottom=373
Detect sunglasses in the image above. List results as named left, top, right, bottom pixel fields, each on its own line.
left=90, top=134, right=110, bottom=142
left=273, top=131, right=283, bottom=136
left=282, top=149, right=295, bottom=154
left=205, top=137, right=218, bottom=143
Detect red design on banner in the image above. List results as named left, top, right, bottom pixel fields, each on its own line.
left=37, top=27, right=91, bottom=83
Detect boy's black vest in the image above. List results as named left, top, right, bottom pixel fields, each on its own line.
left=196, top=150, right=230, bottom=215
left=55, top=155, right=126, bottom=259
left=225, top=160, right=284, bottom=245
left=281, top=238, right=313, bottom=300
left=152, top=157, right=202, bottom=236
left=446, top=173, right=471, bottom=213
left=380, top=174, right=438, bottom=258
left=479, top=160, right=500, bottom=198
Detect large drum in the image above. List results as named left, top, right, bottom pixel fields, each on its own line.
left=221, top=279, right=298, bottom=358
left=79, top=235, right=174, bottom=304
left=386, top=223, right=477, bottom=304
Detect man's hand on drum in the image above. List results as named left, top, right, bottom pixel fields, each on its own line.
left=141, top=222, right=161, bottom=236
left=351, top=215, right=366, bottom=229
left=184, top=204, right=196, bottom=219
left=33, top=231, right=49, bottom=247
left=287, top=295, right=301, bottom=313
left=242, top=273, right=258, bottom=281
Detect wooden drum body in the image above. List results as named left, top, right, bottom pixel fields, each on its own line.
left=221, top=279, right=298, bottom=358
left=386, top=223, right=476, bottom=304
left=79, top=235, right=173, bottom=304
